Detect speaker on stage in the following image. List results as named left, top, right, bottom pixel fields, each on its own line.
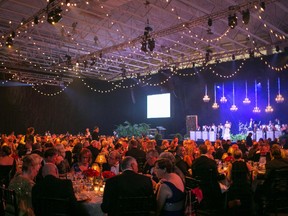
left=186, top=115, right=198, bottom=134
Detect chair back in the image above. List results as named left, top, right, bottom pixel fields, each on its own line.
left=185, top=176, right=200, bottom=190
left=267, top=168, right=288, bottom=213
left=0, top=185, right=19, bottom=216
left=38, top=197, right=71, bottom=216
left=118, top=195, right=156, bottom=216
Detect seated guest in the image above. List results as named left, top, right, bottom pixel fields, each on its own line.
left=154, top=158, right=185, bottom=216
left=71, top=148, right=92, bottom=174
left=192, top=144, right=223, bottom=212
left=226, top=149, right=254, bottom=215
left=101, top=156, right=156, bottom=215
left=159, top=152, right=185, bottom=183
left=0, top=145, right=17, bottom=186
left=143, top=149, right=159, bottom=183
left=160, top=140, right=170, bottom=152
left=265, top=144, right=288, bottom=177
left=55, top=143, right=70, bottom=176
left=32, top=163, right=86, bottom=216
left=214, top=139, right=225, bottom=160
left=251, top=143, right=271, bottom=165
left=175, top=145, right=191, bottom=176
left=102, top=150, right=122, bottom=175
left=254, top=144, right=288, bottom=214
left=126, top=139, right=146, bottom=172
left=8, top=154, right=42, bottom=216
left=36, top=147, right=60, bottom=183
left=31, top=142, right=43, bottom=157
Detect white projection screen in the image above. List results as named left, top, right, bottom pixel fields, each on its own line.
left=147, top=93, right=171, bottom=118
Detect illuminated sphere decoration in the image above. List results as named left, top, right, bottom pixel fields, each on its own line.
left=203, top=95, right=210, bottom=102
left=243, top=97, right=251, bottom=104
left=212, top=102, right=219, bottom=109
left=253, top=106, right=261, bottom=113
left=265, top=105, right=273, bottom=113
left=230, top=104, right=238, bottom=111
left=220, top=96, right=227, bottom=103
left=275, top=94, right=284, bottom=103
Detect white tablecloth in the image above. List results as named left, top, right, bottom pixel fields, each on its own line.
left=78, top=191, right=106, bottom=216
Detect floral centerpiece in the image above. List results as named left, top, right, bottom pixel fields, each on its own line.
left=102, top=171, right=116, bottom=179
left=82, top=168, right=100, bottom=178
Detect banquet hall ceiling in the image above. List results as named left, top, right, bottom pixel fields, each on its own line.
left=0, top=0, right=287, bottom=84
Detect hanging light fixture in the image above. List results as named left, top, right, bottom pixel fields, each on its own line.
left=220, top=83, right=227, bottom=103
left=275, top=77, right=284, bottom=103
left=203, top=84, right=210, bottom=102
left=212, top=84, right=219, bottom=109
left=265, top=79, right=273, bottom=113
left=230, top=82, right=238, bottom=111
left=253, top=80, right=261, bottom=113
left=243, top=81, right=251, bottom=104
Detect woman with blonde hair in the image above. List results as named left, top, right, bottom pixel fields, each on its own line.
left=71, top=148, right=92, bottom=174
left=8, top=154, right=42, bottom=216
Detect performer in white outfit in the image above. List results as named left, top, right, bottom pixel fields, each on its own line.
left=223, top=121, right=231, bottom=140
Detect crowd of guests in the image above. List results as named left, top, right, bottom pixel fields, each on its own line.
left=0, top=126, right=288, bottom=216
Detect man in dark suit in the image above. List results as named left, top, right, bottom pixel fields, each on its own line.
left=91, top=126, right=100, bottom=141
left=192, top=144, right=223, bottom=211
left=32, top=163, right=87, bottom=216
left=175, top=145, right=190, bottom=176
left=101, top=156, right=156, bottom=216
left=125, top=139, right=146, bottom=172
left=102, top=150, right=122, bottom=175
left=245, top=132, right=253, bottom=147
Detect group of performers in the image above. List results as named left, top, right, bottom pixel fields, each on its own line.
left=196, top=118, right=288, bottom=140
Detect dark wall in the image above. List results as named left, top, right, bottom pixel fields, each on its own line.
left=0, top=53, right=288, bottom=136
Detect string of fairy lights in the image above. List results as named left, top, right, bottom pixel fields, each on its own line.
left=1, top=0, right=287, bottom=96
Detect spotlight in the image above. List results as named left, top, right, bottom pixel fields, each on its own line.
left=275, top=45, right=280, bottom=52
left=10, top=31, right=16, bottom=38
left=83, top=60, right=88, bottom=68
left=141, top=19, right=155, bottom=52
left=65, top=54, right=72, bottom=65
left=242, top=9, right=250, bottom=25
left=5, top=37, right=13, bottom=48
left=90, top=58, right=96, bottom=66
left=34, top=16, right=39, bottom=24
left=205, top=50, right=212, bottom=62
left=249, top=49, right=254, bottom=58
left=47, top=7, right=62, bottom=25
left=228, top=14, right=237, bottom=29
left=208, top=18, right=212, bottom=27
left=260, top=1, right=265, bottom=11
left=148, top=38, right=155, bottom=51
left=141, top=41, right=148, bottom=52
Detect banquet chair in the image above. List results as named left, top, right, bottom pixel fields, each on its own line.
left=38, top=197, right=71, bottom=216
left=118, top=195, right=156, bottom=216
left=0, top=185, right=19, bottom=216
left=185, top=177, right=201, bottom=215
left=264, top=169, right=288, bottom=215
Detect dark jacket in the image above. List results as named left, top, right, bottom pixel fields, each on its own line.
left=101, top=170, right=156, bottom=216
left=32, top=175, right=87, bottom=216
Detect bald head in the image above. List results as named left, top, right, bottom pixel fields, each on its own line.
left=42, top=163, right=59, bottom=178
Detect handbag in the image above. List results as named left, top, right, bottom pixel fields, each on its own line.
left=185, top=187, right=203, bottom=216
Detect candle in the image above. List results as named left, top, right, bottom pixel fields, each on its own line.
left=94, top=186, right=99, bottom=192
